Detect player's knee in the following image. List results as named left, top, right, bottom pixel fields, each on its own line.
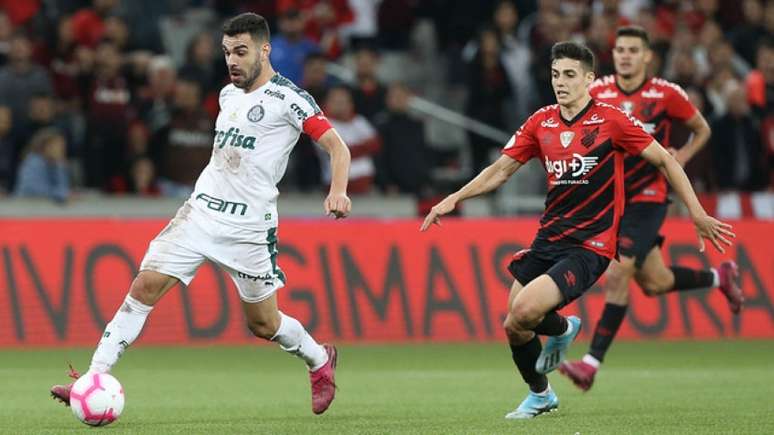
left=128, top=274, right=164, bottom=306
left=509, top=302, right=541, bottom=330
left=638, top=274, right=671, bottom=296
left=247, top=317, right=280, bottom=340
left=502, top=314, right=532, bottom=344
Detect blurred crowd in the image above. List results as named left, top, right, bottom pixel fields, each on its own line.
left=0, top=0, right=771, bottom=204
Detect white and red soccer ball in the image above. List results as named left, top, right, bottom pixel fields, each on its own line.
left=70, top=373, right=125, bottom=426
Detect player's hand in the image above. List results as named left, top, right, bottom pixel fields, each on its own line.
left=324, top=192, right=351, bottom=219
left=420, top=195, right=457, bottom=231
left=692, top=212, right=735, bottom=253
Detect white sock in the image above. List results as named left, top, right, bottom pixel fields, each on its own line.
left=271, top=312, right=328, bottom=370
left=711, top=268, right=720, bottom=287
left=561, top=318, right=574, bottom=337
left=582, top=354, right=601, bottom=369
left=535, top=384, right=552, bottom=396
left=89, top=295, right=153, bottom=373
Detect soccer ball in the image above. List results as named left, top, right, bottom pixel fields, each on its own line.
left=70, top=373, right=125, bottom=426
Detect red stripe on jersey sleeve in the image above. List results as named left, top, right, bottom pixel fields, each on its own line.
left=607, top=106, right=653, bottom=156
left=665, top=84, right=698, bottom=121
left=303, top=114, right=333, bottom=141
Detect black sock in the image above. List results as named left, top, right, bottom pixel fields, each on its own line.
left=532, top=311, right=568, bottom=336
left=589, top=303, right=627, bottom=363
left=510, top=335, right=548, bottom=393
left=669, top=266, right=715, bottom=291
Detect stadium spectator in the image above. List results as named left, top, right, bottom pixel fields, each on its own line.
left=270, top=8, right=320, bottom=84
left=81, top=40, right=131, bottom=189
left=731, top=0, right=767, bottom=66
left=376, top=0, right=417, bottom=51
left=151, top=78, right=213, bottom=198
left=179, top=32, right=226, bottom=97
left=0, top=11, right=12, bottom=66
left=291, top=52, right=331, bottom=191
left=710, top=84, right=769, bottom=191
left=320, top=85, right=380, bottom=194
left=491, top=0, right=537, bottom=124
left=0, top=32, right=53, bottom=129
left=70, top=0, right=120, bottom=48
left=465, top=28, right=512, bottom=174
left=277, top=0, right=353, bottom=59
left=374, top=82, right=430, bottom=196
left=0, top=105, right=16, bottom=193
left=136, top=55, right=177, bottom=134
left=351, top=46, right=386, bottom=122
left=14, top=127, right=70, bottom=202
left=110, top=155, right=160, bottom=196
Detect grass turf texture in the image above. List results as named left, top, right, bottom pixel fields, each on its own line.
left=1, top=341, right=772, bottom=434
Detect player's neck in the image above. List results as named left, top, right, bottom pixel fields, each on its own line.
left=559, top=93, right=592, bottom=121
left=616, top=72, right=647, bottom=93
left=246, top=65, right=277, bottom=93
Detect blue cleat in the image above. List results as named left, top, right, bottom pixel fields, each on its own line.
left=535, top=315, right=581, bottom=374
left=504, top=388, right=559, bottom=419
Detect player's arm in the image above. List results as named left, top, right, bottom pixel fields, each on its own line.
left=672, top=112, right=711, bottom=166
left=420, top=155, right=522, bottom=231
left=317, top=128, right=352, bottom=218
left=639, top=141, right=734, bottom=252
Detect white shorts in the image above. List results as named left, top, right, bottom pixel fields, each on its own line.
left=139, top=202, right=285, bottom=303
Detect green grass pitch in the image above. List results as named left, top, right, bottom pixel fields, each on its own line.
left=1, top=341, right=772, bottom=434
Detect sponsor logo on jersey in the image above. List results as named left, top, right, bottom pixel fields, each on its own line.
left=264, top=89, right=285, bottom=100
left=596, top=89, right=618, bottom=99
left=196, top=192, right=248, bottom=215
left=290, top=103, right=308, bottom=120
left=560, top=131, right=575, bottom=148
left=582, top=113, right=605, bottom=125
left=247, top=104, right=265, bottom=122
left=642, top=88, right=665, bottom=98
left=544, top=153, right=598, bottom=182
left=541, top=117, right=559, bottom=128
left=214, top=127, right=256, bottom=149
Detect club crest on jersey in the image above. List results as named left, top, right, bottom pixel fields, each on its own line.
left=560, top=131, right=575, bottom=148
left=247, top=104, right=265, bottom=122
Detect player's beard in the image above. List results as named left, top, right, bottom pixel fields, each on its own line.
left=235, top=58, right=262, bottom=90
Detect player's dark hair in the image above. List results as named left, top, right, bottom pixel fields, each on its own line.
left=551, top=41, right=596, bottom=72
left=616, top=25, right=650, bottom=48
left=222, top=13, right=270, bottom=43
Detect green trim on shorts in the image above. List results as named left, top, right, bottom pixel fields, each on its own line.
left=267, top=227, right=286, bottom=284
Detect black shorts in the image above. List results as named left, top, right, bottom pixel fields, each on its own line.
left=507, top=247, right=611, bottom=310
left=618, top=202, right=668, bottom=268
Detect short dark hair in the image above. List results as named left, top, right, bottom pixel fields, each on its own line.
left=222, top=13, right=270, bottom=43
left=551, top=41, right=596, bottom=72
left=616, top=25, right=650, bottom=48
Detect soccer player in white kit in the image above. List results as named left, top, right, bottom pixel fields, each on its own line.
left=51, top=13, right=352, bottom=415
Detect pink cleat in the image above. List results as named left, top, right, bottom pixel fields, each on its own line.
left=558, top=360, right=597, bottom=392
left=718, top=261, right=744, bottom=315
left=309, top=344, right=337, bottom=415
left=50, top=364, right=81, bottom=406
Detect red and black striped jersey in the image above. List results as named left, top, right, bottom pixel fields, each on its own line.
left=589, top=75, right=697, bottom=204
left=502, top=100, right=653, bottom=259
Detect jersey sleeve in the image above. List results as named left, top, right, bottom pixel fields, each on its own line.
left=502, top=114, right=540, bottom=163
left=608, top=107, right=653, bottom=156
left=285, top=88, right=333, bottom=141
left=665, top=83, right=698, bottom=121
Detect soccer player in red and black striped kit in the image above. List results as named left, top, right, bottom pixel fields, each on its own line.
left=421, top=41, right=735, bottom=419
left=559, top=26, right=745, bottom=392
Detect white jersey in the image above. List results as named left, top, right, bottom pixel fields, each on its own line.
left=189, top=73, right=330, bottom=231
